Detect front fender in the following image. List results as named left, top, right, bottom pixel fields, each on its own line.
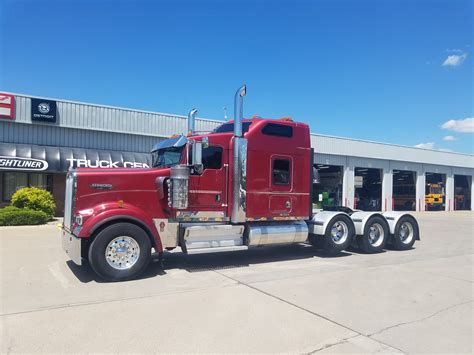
left=78, top=204, right=163, bottom=252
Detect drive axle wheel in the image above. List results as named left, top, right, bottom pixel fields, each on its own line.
left=311, top=214, right=355, bottom=254
left=88, top=223, right=151, bottom=281
left=357, top=216, right=389, bottom=253
left=391, top=215, right=419, bottom=251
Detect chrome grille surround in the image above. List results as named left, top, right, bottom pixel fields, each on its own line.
left=63, top=171, right=77, bottom=232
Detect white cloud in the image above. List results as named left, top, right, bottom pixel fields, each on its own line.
left=442, top=53, right=467, bottom=66
left=438, top=148, right=453, bottom=152
left=446, top=48, right=464, bottom=54
left=441, top=117, right=474, bottom=133
left=415, top=142, right=435, bottom=149
left=442, top=135, right=457, bottom=141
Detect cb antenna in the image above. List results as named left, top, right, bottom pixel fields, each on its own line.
left=223, top=106, right=228, bottom=120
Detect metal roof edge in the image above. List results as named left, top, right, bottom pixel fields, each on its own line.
left=311, top=151, right=474, bottom=170
left=6, top=120, right=174, bottom=140
left=3, top=91, right=225, bottom=124
left=3, top=91, right=471, bottom=158
left=310, top=132, right=474, bottom=158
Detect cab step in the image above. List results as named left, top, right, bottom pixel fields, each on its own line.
left=182, top=224, right=246, bottom=255
left=186, top=245, right=249, bottom=255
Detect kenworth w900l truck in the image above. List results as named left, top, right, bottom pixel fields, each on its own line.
left=61, top=86, right=420, bottom=281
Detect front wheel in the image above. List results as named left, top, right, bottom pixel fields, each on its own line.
left=391, top=215, right=419, bottom=251
left=88, top=223, right=152, bottom=281
left=311, top=214, right=355, bottom=254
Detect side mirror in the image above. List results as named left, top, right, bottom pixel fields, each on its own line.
left=192, top=141, right=203, bottom=174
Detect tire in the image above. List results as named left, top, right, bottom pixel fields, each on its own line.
left=391, top=215, right=419, bottom=251
left=311, top=214, right=355, bottom=254
left=88, top=222, right=152, bottom=281
left=356, top=216, right=389, bottom=253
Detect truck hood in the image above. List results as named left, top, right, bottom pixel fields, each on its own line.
left=73, top=167, right=171, bottom=214
left=75, top=167, right=170, bottom=192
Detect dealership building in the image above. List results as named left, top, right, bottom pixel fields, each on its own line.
left=1, top=92, right=473, bottom=215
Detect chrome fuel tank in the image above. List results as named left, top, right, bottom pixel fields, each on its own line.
left=247, top=221, right=308, bottom=246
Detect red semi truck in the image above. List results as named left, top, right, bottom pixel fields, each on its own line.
left=62, top=86, right=420, bottom=281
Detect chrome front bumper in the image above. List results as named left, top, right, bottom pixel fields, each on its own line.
left=61, top=229, right=82, bottom=265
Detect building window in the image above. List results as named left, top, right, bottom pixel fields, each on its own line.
left=2, top=172, right=53, bottom=202
left=262, top=123, right=293, bottom=138
left=3, top=172, right=28, bottom=201
left=272, top=159, right=291, bottom=185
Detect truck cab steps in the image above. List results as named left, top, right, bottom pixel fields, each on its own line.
left=186, top=245, right=249, bottom=255
left=182, top=224, right=246, bottom=255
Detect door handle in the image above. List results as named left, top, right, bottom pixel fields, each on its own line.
left=285, top=200, right=291, bottom=209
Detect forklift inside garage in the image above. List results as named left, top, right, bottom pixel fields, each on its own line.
left=312, top=164, right=343, bottom=208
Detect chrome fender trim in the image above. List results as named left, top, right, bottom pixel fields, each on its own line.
left=382, top=211, right=419, bottom=237
left=153, top=219, right=179, bottom=249
left=350, top=211, right=385, bottom=236
left=309, top=210, right=352, bottom=236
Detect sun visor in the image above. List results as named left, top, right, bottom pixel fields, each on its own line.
left=151, top=135, right=188, bottom=153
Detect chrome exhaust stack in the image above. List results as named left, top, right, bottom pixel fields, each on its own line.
left=187, top=108, right=198, bottom=136
left=233, top=85, right=246, bottom=137
left=231, top=85, right=248, bottom=223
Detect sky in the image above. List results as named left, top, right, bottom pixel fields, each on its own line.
left=0, top=0, right=473, bottom=153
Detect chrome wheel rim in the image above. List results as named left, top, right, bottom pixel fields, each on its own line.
left=105, top=236, right=140, bottom=270
left=368, top=223, right=384, bottom=247
left=330, top=221, right=349, bottom=245
left=399, top=222, right=414, bottom=244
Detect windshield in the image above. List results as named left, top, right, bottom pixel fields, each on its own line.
left=213, top=122, right=253, bottom=134
left=430, top=187, right=443, bottom=194
left=152, top=147, right=183, bottom=168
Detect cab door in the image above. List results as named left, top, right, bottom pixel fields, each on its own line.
left=268, top=155, right=294, bottom=216
left=188, top=145, right=227, bottom=211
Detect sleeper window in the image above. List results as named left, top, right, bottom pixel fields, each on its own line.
left=262, top=123, right=293, bottom=138
left=272, top=159, right=290, bottom=185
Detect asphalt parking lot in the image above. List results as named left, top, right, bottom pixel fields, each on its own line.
left=0, top=212, right=473, bottom=354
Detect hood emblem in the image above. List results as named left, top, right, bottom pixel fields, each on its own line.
left=90, top=183, right=113, bottom=190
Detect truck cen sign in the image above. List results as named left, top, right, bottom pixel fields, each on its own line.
left=66, top=158, right=149, bottom=169
left=0, top=142, right=151, bottom=173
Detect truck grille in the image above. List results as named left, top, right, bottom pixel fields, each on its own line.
left=63, top=172, right=76, bottom=231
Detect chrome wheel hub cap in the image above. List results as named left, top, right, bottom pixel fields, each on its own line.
left=399, top=222, right=414, bottom=244
left=330, top=221, right=348, bottom=245
left=105, top=236, right=140, bottom=270
left=368, top=223, right=384, bottom=247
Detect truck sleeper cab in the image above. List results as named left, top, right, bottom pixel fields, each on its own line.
left=61, top=86, right=420, bottom=281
